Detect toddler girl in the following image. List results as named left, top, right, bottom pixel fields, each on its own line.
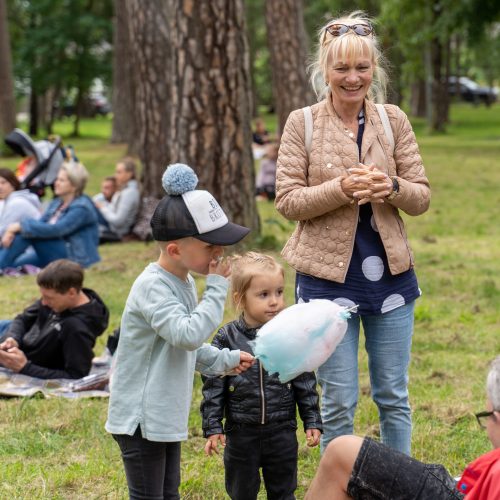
left=201, top=251, right=322, bottom=499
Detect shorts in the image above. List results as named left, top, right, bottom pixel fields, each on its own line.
left=347, top=437, right=465, bottom=499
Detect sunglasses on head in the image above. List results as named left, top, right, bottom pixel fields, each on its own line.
left=323, top=23, right=374, bottom=41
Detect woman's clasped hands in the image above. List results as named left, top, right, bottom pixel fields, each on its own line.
left=341, top=163, right=393, bottom=205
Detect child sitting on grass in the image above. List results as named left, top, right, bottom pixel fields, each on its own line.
left=106, top=163, right=254, bottom=499
left=201, top=251, right=322, bottom=499
left=255, top=142, right=279, bottom=201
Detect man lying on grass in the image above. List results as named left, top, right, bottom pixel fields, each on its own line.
left=305, top=355, right=500, bottom=499
left=0, top=259, right=109, bottom=379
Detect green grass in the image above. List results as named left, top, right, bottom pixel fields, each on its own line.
left=1, top=102, right=499, bottom=498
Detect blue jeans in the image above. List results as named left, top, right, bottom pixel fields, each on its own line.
left=0, top=234, right=68, bottom=269
left=316, top=302, right=414, bottom=455
left=0, top=320, right=12, bottom=339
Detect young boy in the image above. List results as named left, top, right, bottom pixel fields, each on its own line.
left=106, top=164, right=254, bottom=499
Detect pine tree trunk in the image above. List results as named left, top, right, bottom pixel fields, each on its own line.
left=29, top=89, right=38, bottom=136
left=430, top=36, right=448, bottom=132
left=429, top=1, right=448, bottom=132
left=125, top=0, right=259, bottom=231
left=166, top=0, right=258, bottom=230
left=111, top=0, right=136, bottom=146
left=410, top=80, right=427, bottom=117
left=0, top=0, right=16, bottom=137
left=382, top=31, right=403, bottom=106
left=443, top=37, right=451, bottom=123
left=265, top=0, right=313, bottom=134
left=125, top=0, right=172, bottom=196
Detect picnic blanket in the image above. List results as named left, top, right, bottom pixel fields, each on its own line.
left=0, top=358, right=111, bottom=398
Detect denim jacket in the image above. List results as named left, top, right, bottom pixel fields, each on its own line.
left=21, top=195, right=100, bottom=267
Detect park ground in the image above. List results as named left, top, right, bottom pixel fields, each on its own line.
left=0, top=103, right=499, bottom=498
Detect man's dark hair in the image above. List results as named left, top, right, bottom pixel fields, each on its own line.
left=36, top=259, right=84, bottom=293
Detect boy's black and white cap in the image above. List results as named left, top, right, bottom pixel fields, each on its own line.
left=150, top=163, right=250, bottom=245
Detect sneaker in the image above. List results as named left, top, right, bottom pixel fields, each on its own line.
left=21, top=264, right=41, bottom=275
left=3, top=267, right=23, bottom=277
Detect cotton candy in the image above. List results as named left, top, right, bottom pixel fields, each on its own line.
left=251, top=299, right=351, bottom=383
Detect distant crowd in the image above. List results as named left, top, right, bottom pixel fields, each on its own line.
left=0, top=156, right=143, bottom=277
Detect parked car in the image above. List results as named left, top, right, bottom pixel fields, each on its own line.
left=59, top=94, right=111, bottom=118
left=90, top=94, right=111, bottom=116
left=448, top=76, right=498, bottom=106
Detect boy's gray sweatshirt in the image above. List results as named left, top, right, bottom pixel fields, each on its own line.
left=106, top=263, right=240, bottom=442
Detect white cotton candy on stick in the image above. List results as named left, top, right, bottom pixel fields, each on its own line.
left=250, top=299, right=350, bottom=383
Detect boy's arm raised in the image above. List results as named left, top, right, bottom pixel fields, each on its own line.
left=145, top=274, right=229, bottom=350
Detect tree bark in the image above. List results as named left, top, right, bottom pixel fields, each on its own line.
left=430, top=35, right=449, bottom=132
left=126, top=0, right=259, bottom=232
left=125, top=0, right=172, bottom=196
left=382, top=30, right=404, bottom=106
left=265, top=0, right=314, bottom=134
left=410, top=79, right=427, bottom=117
left=29, top=89, right=38, bottom=136
left=429, top=2, right=449, bottom=132
left=111, top=0, right=136, bottom=147
left=0, top=0, right=17, bottom=137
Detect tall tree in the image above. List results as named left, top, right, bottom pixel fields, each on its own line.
left=125, top=0, right=171, bottom=196
left=245, top=0, right=271, bottom=115
left=126, top=0, right=259, bottom=232
left=8, top=0, right=112, bottom=137
left=0, top=0, right=16, bottom=139
left=111, top=0, right=135, bottom=146
left=265, top=0, right=314, bottom=134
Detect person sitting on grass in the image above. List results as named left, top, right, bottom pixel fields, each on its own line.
left=92, top=175, right=117, bottom=206
left=305, top=355, right=500, bottom=500
left=0, top=161, right=100, bottom=270
left=94, top=157, right=140, bottom=243
left=0, top=259, right=109, bottom=380
left=0, top=168, right=41, bottom=239
left=252, top=117, right=271, bottom=146
left=255, top=142, right=279, bottom=201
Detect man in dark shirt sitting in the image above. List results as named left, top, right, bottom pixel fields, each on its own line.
left=0, top=259, right=109, bottom=379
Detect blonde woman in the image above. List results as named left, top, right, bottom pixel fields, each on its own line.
left=0, top=162, right=100, bottom=269
left=275, top=11, right=430, bottom=455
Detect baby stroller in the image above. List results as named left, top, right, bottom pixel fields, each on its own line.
left=4, top=128, right=65, bottom=198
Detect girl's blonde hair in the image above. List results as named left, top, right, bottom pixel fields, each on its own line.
left=231, top=252, right=284, bottom=311
left=309, top=10, right=388, bottom=102
left=60, top=161, right=89, bottom=197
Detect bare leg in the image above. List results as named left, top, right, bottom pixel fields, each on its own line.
left=305, top=435, right=363, bottom=500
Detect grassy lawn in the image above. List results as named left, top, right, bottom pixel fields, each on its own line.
left=0, top=103, right=499, bottom=498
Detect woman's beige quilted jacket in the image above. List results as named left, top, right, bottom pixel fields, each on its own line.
left=275, top=97, right=430, bottom=283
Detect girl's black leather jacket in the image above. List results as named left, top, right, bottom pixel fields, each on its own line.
left=200, top=317, right=322, bottom=437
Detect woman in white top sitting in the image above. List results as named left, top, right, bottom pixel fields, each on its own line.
left=0, top=168, right=41, bottom=239
left=94, top=157, right=140, bottom=243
